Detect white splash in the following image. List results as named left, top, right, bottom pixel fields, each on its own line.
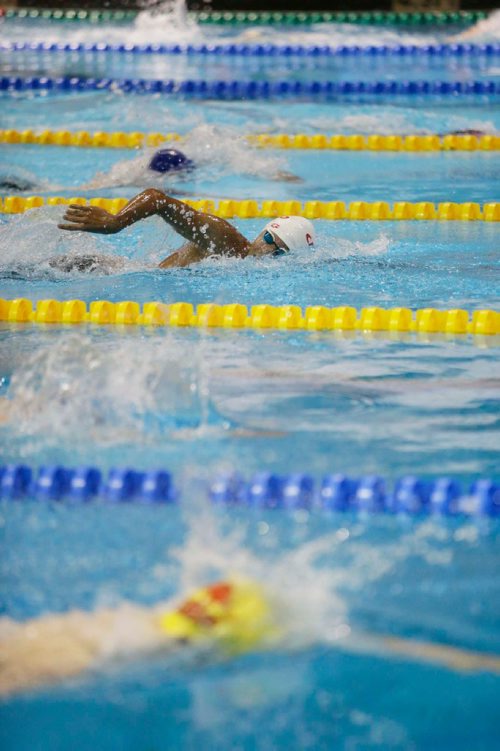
left=181, top=124, right=287, bottom=179
left=4, top=334, right=202, bottom=446
left=81, top=125, right=289, bottom=190
left=170, top=498, right=460, bottom=654
left=0, top=208, right=151, bottom=277
left=312, top=111, right=498, bottom=136
left=6, top=0, right=494, bottom=47
left=451, top=9, right=500, bottom=42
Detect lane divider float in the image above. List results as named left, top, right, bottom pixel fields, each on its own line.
left=0, top=196, right=500, bottom=222
left=0, top=9, right=488, bottom=27
left=191, top=11, right=490, bottom=27
left=1, top=128, right=498, bottom=152
left=1, top=195, right=499, bottom=221
left=210, top=472, right=500, bottom=516
left=3, top=41, right=499, bottom=58
left=0, top=465, right=176, bottom=503
left=1, top=464, right=498, bottom=517
left=1, top=75, right=498, bottom=98
left=1, top=299, right=498, bottom=336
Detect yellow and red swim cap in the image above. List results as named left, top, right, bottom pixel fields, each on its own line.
left=159, top=579, right=276, bottom=654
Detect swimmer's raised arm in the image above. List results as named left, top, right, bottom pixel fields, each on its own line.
left=58, top=189, right=249, bottom=258
left=59, top=195, right=316, bottom=268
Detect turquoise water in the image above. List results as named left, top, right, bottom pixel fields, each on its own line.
left=1, top=503, right=500, bottom=750
left=0, top=9, right=499, bottom=751
left=2, top=142, right=500, bottom=202
left=2, top=93, right=499, bottom=135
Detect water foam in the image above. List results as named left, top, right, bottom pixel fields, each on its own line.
left=6, top=0, right=203, bottom=46
left=6, top=0, right=492, bottom=48
left=3, top=333, right=202, bottom=448
left=313, top=110, right=498, bottom=136
left=451, top=9, right=500, bottom=42
left=181, top=124, right=288, bottom=180
left=0, top=208, right=150, bottom=278
left=168, top=495, right=463, bottom=656
left=82, top=124, right=289, bottom=189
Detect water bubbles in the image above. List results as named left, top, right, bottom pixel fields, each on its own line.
left=3, top=333, right=202, bottom=448
left=335, top=527, right=350, bottom=543
left=181, top=123, right=287, bottom=180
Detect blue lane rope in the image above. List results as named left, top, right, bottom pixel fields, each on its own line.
left=210, top=473, right=500, bottom=516
left=0, top=465, right=177, bottom=503
left=1, top=75, right=499, bottom=98
left=1, top=465, right=498, bottom=516
left=1, top=41, right=499, bottom=58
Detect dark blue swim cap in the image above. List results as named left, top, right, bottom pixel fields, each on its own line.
left=148, top=148, right=195, bottom=174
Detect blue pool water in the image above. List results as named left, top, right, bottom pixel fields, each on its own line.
left=0, top=7, right=499, bottom=750
left=3, top=141, right=500, bottom=202
left=3, top=47, right=500, bottom=84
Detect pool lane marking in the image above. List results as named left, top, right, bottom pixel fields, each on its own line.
left=1, top=300, right=499, bottom=337
left=1, top=75, right=498, bottom=98
left=2, top=41, right=499, bottom=58
left=1, top=128, right=499, bottom=151
left=0, top=8, right=489, bottom=27
left=1, top=196, right=499, bottom=221
left=0, top=465, right=498, bottom=518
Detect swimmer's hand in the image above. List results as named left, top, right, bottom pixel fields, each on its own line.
left=58, top=204, right=123, bottom=234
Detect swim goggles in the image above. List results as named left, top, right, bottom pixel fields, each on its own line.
left=263, top=230, right=288, bottom=257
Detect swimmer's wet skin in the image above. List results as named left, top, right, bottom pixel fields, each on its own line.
left=58, top=189, right=315, bottom=269
left=1, top=578, right=499, bottom=698
left=0, top=579, right=277, bottom=698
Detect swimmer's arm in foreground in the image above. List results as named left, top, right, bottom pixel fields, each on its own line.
left=58, top=189, right=250, bottom=268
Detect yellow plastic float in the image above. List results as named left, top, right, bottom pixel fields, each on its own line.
left=159, top=579, right=277, bottom=654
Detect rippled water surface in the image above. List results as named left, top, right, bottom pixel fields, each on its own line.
left=0, top=5, right=499, bottom=750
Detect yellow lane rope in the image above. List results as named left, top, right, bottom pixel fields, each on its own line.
left=1, top=128, right=499, bottom=151
left=1, top=195, right=499, bottom=221
left=1, top=299, right=498, bottom=337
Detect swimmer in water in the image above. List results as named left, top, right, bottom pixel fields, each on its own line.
left=58, top=189, right=316, bottom=269
left=0, top=165, right=48, bottom=193
left=83, top=145, right=301, bottom=191
left=82, top=147, right=197, bottom=192
left=1, top=578, right=499, bottom=698
left=0, top=143, right=300, bottom=196
left=0, top=579, right=277, bottom=697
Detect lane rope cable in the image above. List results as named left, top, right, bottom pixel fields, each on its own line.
left=1, top=195, right=499, bottom=221
left=0, top=8, right=489, bottom=27
left=1, top=128, right=498, bottom=152
left=1, top=75, right=498, bottom=98
left=1, top=299, right=498, bottom=336
left=2, top=41, right=499, bottom=58
left=0, top=464, right=498, bottom=518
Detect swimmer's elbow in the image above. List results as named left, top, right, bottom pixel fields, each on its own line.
left=142, top=188, right=168, bottom=204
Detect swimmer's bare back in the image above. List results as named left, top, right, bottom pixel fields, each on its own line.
left=2, top=603, right=500, bottom=698
left=0, top=604, right=174, bottom=698
left=58, top=189, right=250, bottom=268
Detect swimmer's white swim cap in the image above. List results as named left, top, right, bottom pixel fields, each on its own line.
left=264, top=216, right=315, bottom=252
